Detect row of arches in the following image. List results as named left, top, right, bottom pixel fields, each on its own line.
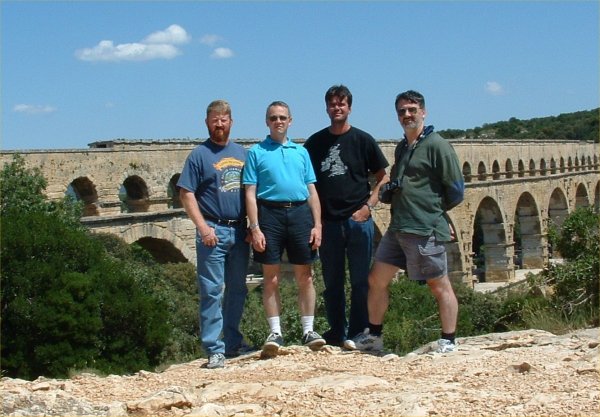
left=463, top=154, right=598, bottom=182
left=449, top=181, right=598, bottom=282
left=67, top=173, right=183, bottom=216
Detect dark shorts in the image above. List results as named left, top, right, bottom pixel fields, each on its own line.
left=253, top=202, right=317, bottom=265
left=374, top=230, right=448, bottom=280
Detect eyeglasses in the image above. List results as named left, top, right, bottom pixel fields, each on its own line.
left=397, top=107, right=420, bottom=116
left=268, top=115, right=288, bottom=122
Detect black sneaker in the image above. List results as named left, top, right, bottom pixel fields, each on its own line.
left=225, top=342, right=256, bottom=358
left=206, top=353, right=225, bottom=369
left=302, top=330, right=326, bottom=350
left=262, top=332, right=284, bottom=356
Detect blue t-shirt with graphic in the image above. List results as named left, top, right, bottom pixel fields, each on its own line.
left=177, top=139, right=246, bottom=220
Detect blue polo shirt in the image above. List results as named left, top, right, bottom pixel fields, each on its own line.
left=242, top=136, right=316, bottom=202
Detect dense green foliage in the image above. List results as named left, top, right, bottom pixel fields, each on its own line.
left=0, top=155, right=192, bottom=379
left=439, top=108, right=599, bottom=142
left=537, top=207, right=599, bottom=324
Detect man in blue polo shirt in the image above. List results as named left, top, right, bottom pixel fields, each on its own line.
left=243, top=101, right=325, bottom=356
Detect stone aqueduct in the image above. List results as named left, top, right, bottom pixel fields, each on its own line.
left=2, top=138, right=598, bottom=285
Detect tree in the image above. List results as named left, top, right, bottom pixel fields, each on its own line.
left=1, top=155, right=172, bottom=379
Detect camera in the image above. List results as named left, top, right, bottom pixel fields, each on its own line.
left=379, top=179, right=402, bottom=204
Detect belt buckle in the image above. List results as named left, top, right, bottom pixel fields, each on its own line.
left=283, top=202, right=293, bottom=208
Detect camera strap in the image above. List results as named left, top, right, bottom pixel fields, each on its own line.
left=394, top=125, right=434, bottom=186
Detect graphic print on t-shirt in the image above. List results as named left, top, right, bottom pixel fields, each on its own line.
left=214, top=157, right=244, bottom=193
left=320, top=143, right=347, bottom=177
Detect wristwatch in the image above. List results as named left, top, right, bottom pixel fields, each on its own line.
left=366, top=203, right=375, bottom=211
left=249, top=223, right=259, bottom=230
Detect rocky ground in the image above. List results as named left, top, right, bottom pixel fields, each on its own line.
left=2, top=328, right=598, bottom=416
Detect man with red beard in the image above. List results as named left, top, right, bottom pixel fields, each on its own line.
left=353, top=90, right=464, bottom=354
left=178, top=100, right=250, bottom=369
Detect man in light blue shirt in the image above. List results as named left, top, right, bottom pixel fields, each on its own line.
left=243, top=101, right=325, bottom=356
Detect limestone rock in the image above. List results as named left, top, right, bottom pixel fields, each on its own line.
left=2, top=328, right=598, bottom=416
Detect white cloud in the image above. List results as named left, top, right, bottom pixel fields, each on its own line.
left=76, top=40, right=180, bottom=62
left=211, top=47, right=234, bottom=59
left=75, top=24, right=189, bottom=62
left=143, top=24, right=190, bottom=45
left=13, top=104, right=57, bottom=114
left=200, top=34, right=223, bottom=46
left=485, top=81, right=505, bottom=96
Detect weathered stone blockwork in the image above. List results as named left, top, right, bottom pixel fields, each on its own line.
left=2, top=138, right=598, bottom=284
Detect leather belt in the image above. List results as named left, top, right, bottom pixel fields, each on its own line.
left=258, top=199, right=307, bottom=208
left=203, top=214, right=244, bottom=226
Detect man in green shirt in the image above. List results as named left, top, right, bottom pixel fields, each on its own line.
left=353, top=90, right=465, bottom=354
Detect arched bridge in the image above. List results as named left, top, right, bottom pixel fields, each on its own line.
left=2, top=138, right=598, bottom=285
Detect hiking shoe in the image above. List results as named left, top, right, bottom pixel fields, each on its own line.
left=206, top=353, right=225, bottom=369
left=302, top=331, right=326, bottom=350
left=225, top=342, right=256, bottom=358
left=353, top=328, right=383, bottom=352
left=435, top=338, right=457, bottom=353
left=262, top=332, right=284, bottom=356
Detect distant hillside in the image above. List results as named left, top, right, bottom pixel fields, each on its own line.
left=439, top=108, right=599, bottom=142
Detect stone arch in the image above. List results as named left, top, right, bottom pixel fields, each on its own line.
left=567, top=156, right=573, bottom=172
left=462, top=162, right=472, bottom=183
left=559, top=157, right=566, bottom=173
left=135, top=237, right=188, bottom=264
left=594, top=182, right=600, bottom=213
left=505, top=159, right=514, bottom=179
left=586, top=156, right=592, bottom=170
left=445, top=214, right=464, bottom=283
left=120, top=175, right=150, bottom=213
left=492, top=160, right=501, bottom=180
left=472, top=197, right=511, bottom=282
left=513, top=192, right=544, bottom=269
left=518, top=160, right=525, bottom=177
left=575, top=183, right=589, bottom=208
left=539, top=159, right=547, bottom=176
left=168, top=173, right=182, bottom=209
left=66, top=176, right=99, bottom=216
left=477, top=161, right=487, bottom=181
left=548, top=187, right=569, bottom=230
left=594, top=155, right=599, bottom=169
left=550, top=158, right=557, bottom=174
left=119, top=223, right=195, bottom=264
left=574, top=156, right=580, bottom=172
left=528, top=159, right=536, bottom=176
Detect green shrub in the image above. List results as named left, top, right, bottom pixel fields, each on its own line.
left=1, top=156, right=174, bottom=379
left=240, top=262, right=329, bottom=348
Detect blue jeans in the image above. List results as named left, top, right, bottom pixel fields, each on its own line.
left=320, top=217, right=374, bottom=342
left=196, top=222, right=249, bottom=355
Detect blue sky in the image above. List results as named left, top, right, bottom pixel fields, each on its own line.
left=2, top=1, right=598, bottom=150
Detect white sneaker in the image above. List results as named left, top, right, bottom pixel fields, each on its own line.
left=435, top=338, right=457, bottom=353
left=342, top=339, right=357, bottom=351
left=353, top=328, right=383, bottom=352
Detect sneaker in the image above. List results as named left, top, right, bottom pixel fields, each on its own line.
left=262, top=332, right=284, bottom=355
left=435, top=338, right=457, bottom=353
left=206, top=353, right=225, bottom=369
left=342, top=338, right=357, bottom=351
left=225, top=342, right=256, bottom=358
left=302, top=330, right=326, bottom=350
left=353, top=328, right=384, bottom=352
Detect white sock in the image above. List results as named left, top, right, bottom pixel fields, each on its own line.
left=301, top=315, right=314, bottom=335
left=267, top=316, right=282, bottom=335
